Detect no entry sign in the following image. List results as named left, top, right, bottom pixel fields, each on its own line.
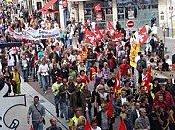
left=127, top=20, right=134, bottom=28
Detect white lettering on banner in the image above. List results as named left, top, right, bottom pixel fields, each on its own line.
left=9, top=27, right=60, bottom=40
left=153, top=70, right=175, bottom=79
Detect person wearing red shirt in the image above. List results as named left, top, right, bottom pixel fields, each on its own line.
left=119, top=59, right=130, bottom=77
left=80, top=70, right=89, bottom=84
left=90, top=64, right=97, bottom=81
left=154, top=85, right=175, bottom=110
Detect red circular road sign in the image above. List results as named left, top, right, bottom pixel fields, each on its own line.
left=127, top=20, right=134, bottom=28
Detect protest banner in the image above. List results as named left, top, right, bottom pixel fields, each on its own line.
left=152, top=70, right=175, bottom=79
left=130, top=42, right=140, bottom=68
left=9, top=27, right=60, bottom=40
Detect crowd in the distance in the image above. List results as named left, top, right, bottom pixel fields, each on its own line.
left=0, top=2, right=175, bottom=130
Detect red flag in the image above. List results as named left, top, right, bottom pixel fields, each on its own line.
left=106, top=98, right=114, bottom=118
left=113, top=71, right=120, bottom=93
left=107, top=21, right=114, bottom=30
left=138, top=26, right=149, bottom=44
left=113, top=31, right=123, bottom=41
left=94, top=4, right=102, bottom=12
left=142, top=70, right=152, bottom=93
left=84, top=28, right=95, bottom=37
left=107, top=21, right=115, bottom=37
left=119, top=119, right=127, bottom=130
left=95, top=26, right=103, bottom=40
left=84, top=121, right=92, bottom=130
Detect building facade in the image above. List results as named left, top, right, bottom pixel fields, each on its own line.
left=26, top=0, right=175, bottom=36
left=68, top=0, right=159, bottom=29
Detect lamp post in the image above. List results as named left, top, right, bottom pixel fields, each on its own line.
left=170, top=0, right=174, bottom=38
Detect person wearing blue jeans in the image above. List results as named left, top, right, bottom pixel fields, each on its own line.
left=41, top=75, right=49, bottom=93
left=58, top=78, right=68, bottom=120
left=38, top=60, right=50, bottom=93
left=22, top=68, right=28, bottom=82
left=28, top=96, right=45, bottom=130
left=21, top=56, right=29, bottom=82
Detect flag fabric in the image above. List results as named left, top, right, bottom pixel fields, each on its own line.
left=130, top=31, right=139, bottom=44
left=113, top=71, right=121, bottom=93
left=119, top=118, right=127, bottom=130
left=94, top=4, right=102, bottom=12
left=84, top=121, right=92, bottom=130
left=95, top=26, right=103, bottom=40
left=84, top=28, right=95, bottom=37
left=107, top=21, right=114, bottom=32
left=106, top=98, right=114, bottom=118
left=113, top=31, right=123, bottom=41
left=142, top=70, right=153, bottom=93
left=138, top=26, right=149, bottom=44
left=130, top=42, right=140, bottom=68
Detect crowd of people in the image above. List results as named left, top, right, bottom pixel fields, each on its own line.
left=1, top=1, right=175, bottom=130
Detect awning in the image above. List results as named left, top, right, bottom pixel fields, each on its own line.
left=39, top=0, right=58, bottom=12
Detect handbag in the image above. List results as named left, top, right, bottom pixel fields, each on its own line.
left=34, top=105, right=46, bottom=125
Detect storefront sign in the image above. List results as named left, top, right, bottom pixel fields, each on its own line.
left=127, top=20, right=134, bottom=28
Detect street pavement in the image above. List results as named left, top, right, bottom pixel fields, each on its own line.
left=4, top=78, right=68, bottom=130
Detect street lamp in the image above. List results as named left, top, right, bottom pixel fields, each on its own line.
left=170, top=0, right=174, bottom=38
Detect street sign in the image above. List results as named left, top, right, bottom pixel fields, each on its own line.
left=127, top=20, right=134, bottom=28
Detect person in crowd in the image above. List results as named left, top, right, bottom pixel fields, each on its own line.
left=154, top=84, right=174, bottom=111
left=91, top=118, right=102, bottom=130
left=135, top=108, right=150, bottom=130
left=58, top=78, right=68, bottom=120
left=52, top=77, right=63, bottom=117
left=21, top=54, right=28, bottom=82
left=2, top=67, right=12, bottom=96
left=130, top=102, right=141, bottom=129
left=11, top=66, right=21, bottom=95
left=38, top=59, right=49, bottom=94
left=27, top=96, right=45, bottom=130
left=46, top=118, right=62, bottom=130
left=136, top=54, right=147, bottom=85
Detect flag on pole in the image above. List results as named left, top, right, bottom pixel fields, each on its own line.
left=106, top=98, right=114, bottom=118
left=113, top=71, right=121, bottom=93
left=84, top=121, right=92, bottom=130
left=94, top=4, right=102, bottom=12
left=138, top=26, right=149, bottom=44
left=119, top=118, right=127, bottom=130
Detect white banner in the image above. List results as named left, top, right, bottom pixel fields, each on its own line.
left=9, top=27, right=60, bottom=40
left=153, top=70, right=175, bottom=79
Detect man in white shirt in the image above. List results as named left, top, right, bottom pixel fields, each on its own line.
left=165, top=55, right=172, bottom=67
left=38, top=60, right=49, bottom=93
left=91, top=119, right=101, bottom=130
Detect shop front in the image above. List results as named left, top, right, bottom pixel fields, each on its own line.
left=83, top=0, right=158, bottom=29
left=116, top=0, right=159, bottom=29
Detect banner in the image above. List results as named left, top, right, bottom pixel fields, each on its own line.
left=0, top=41, right=22, bottom=48
left=9, top=27, right=60, bottom=40
left=153, top=70, right=175, bottom=79
left=130, top=42, right=140, bottom=68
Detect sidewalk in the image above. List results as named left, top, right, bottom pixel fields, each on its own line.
left=4, top=79, right=68, bottom=130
